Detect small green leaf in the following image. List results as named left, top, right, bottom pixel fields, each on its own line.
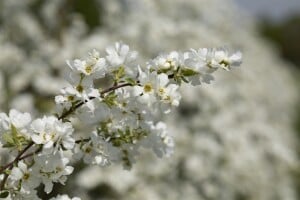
left=103, top=92, right=118, bottom=107
left=11, top=125, right=26, bottom=150
left=11, top=125, right=19, bottom=143
left=181, top=68, right=199, bottom=76
left=2, top=126, right=29, bottom=150
left=2, top=132, right=14, bottom=147
left=0, top=190, right=9, bottom=198
left=125, top=78, right=136, bottom=85
left=113, top=66, right=125, bottom=81
left=4, top=169, right=11, bottom=175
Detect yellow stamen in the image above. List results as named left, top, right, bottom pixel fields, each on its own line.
left=85, top=65, right=92, bottom=74
left=143, top=84, right=153, bottom=93
left=76, top=85, right=83, bottom=93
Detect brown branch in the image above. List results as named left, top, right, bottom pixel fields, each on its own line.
left=75, top=138, right=90, bottom=144
left=100, top=82, right=132, bottom=94
left=0, top=142, right=34, bottom=190
left=19, top=145, right=42, bottom=161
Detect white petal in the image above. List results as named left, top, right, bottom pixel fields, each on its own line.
left=64, top=166, right=74, bottom=175
left=31, top=119, right=45, bottom=133
left=44, top=181, right=54, bottom=194
left=44, top=141, right=54, bottom=149
left=31, top=135, right=43, bottom=144
left=11, top=168, right=23, bottom=180
left=157, top=73, right=169, bottom=87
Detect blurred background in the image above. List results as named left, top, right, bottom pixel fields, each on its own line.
left=235, top=0, right=300, bottom=69
left=236, top=0, right=300, bottom=196
left=0, top=0, right=300, bottom=199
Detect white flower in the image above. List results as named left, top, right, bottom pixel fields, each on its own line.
left=133, top=71, right=169, bottom=106
left=62, top=77, right=99, bottom=101
left=140, top=122, right=174, bottom=158
left=33, top=152, right=74, bottom=194
left=75, top=131, right=110, bottom=166
left=66, top=49, right=107, bottom=79
left=10, top=161, right=40, bottom=192
left=159, top=84, right=181, bottom=113
left=186, top=48, right=242, bottom=72
left=148, top=51, right=184, bottom=73
left=31, top=116, right=75, bottom=153
left=0, top=109, right=32, bottom=146
left=77, top=100, right=110, bottom=125
left=182, top=48, right=241, bottom=85
left=106, top=42, right=138, bottom=77
left=0, top=109, right=31, bottom=135
left=57, top=83, right=100, bottom=113
left=54, top=94, right=73, bottom=115
left=186, top=48, right=219, bottom=71
left=214, top=48, right=242, bottom=70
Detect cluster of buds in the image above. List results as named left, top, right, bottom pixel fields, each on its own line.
left=0, top=42, right=242, bottom=199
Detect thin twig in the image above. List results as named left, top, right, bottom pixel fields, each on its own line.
left=0, top=142, right=34, bottom=190
left=58, top=82, right=132, bottom=120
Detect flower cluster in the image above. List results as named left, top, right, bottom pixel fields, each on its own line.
left=0, top=42, right=241, bottom=199
left=0, top=110, right=74, bottom=199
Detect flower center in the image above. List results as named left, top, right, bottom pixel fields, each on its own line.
left=23, top=173, right=30, bottom=180
left=85, top=65, right=93, bottom=74
left=67, top=96, right=74, bottom=101
left=85, top=147, right=92, bottom=153
left=76, top=85, right=83, bottom=93
left=143, top=84, right=153, bottom=93
left=158, top=88, right=165, bottom=96
left=50, top=132, right=56, bottom=140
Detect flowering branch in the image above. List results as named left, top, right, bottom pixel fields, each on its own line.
left=0, top=42, right=242, bottom=199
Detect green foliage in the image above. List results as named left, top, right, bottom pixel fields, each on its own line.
left=260, top=16, right=300, bottom=67
left=103, top=92, right=118, bottom=107
left=260, top=16, right=300, bottom=200
left=0, top=191, right=9, bottom=198
left=2, top=125, right=28, bottom=150
left=73, top=0, right=102, bottom=31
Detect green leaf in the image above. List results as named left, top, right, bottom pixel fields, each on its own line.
left=103, top=92, right=117, bottom=107
left=11, top=125, right=19, bottom=141
left=181, top=68, right=199, bottom=76
left=11, top=125, right=25, bottom=150
left=2, top=125, right=29, bottom=150
left=0, top=191, right=9, bottom=198
left=125, top=78, right=136, bottom=85
left=114, top=66, right=125, bottom=81
left=2, top=132, right=14, bottom=147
